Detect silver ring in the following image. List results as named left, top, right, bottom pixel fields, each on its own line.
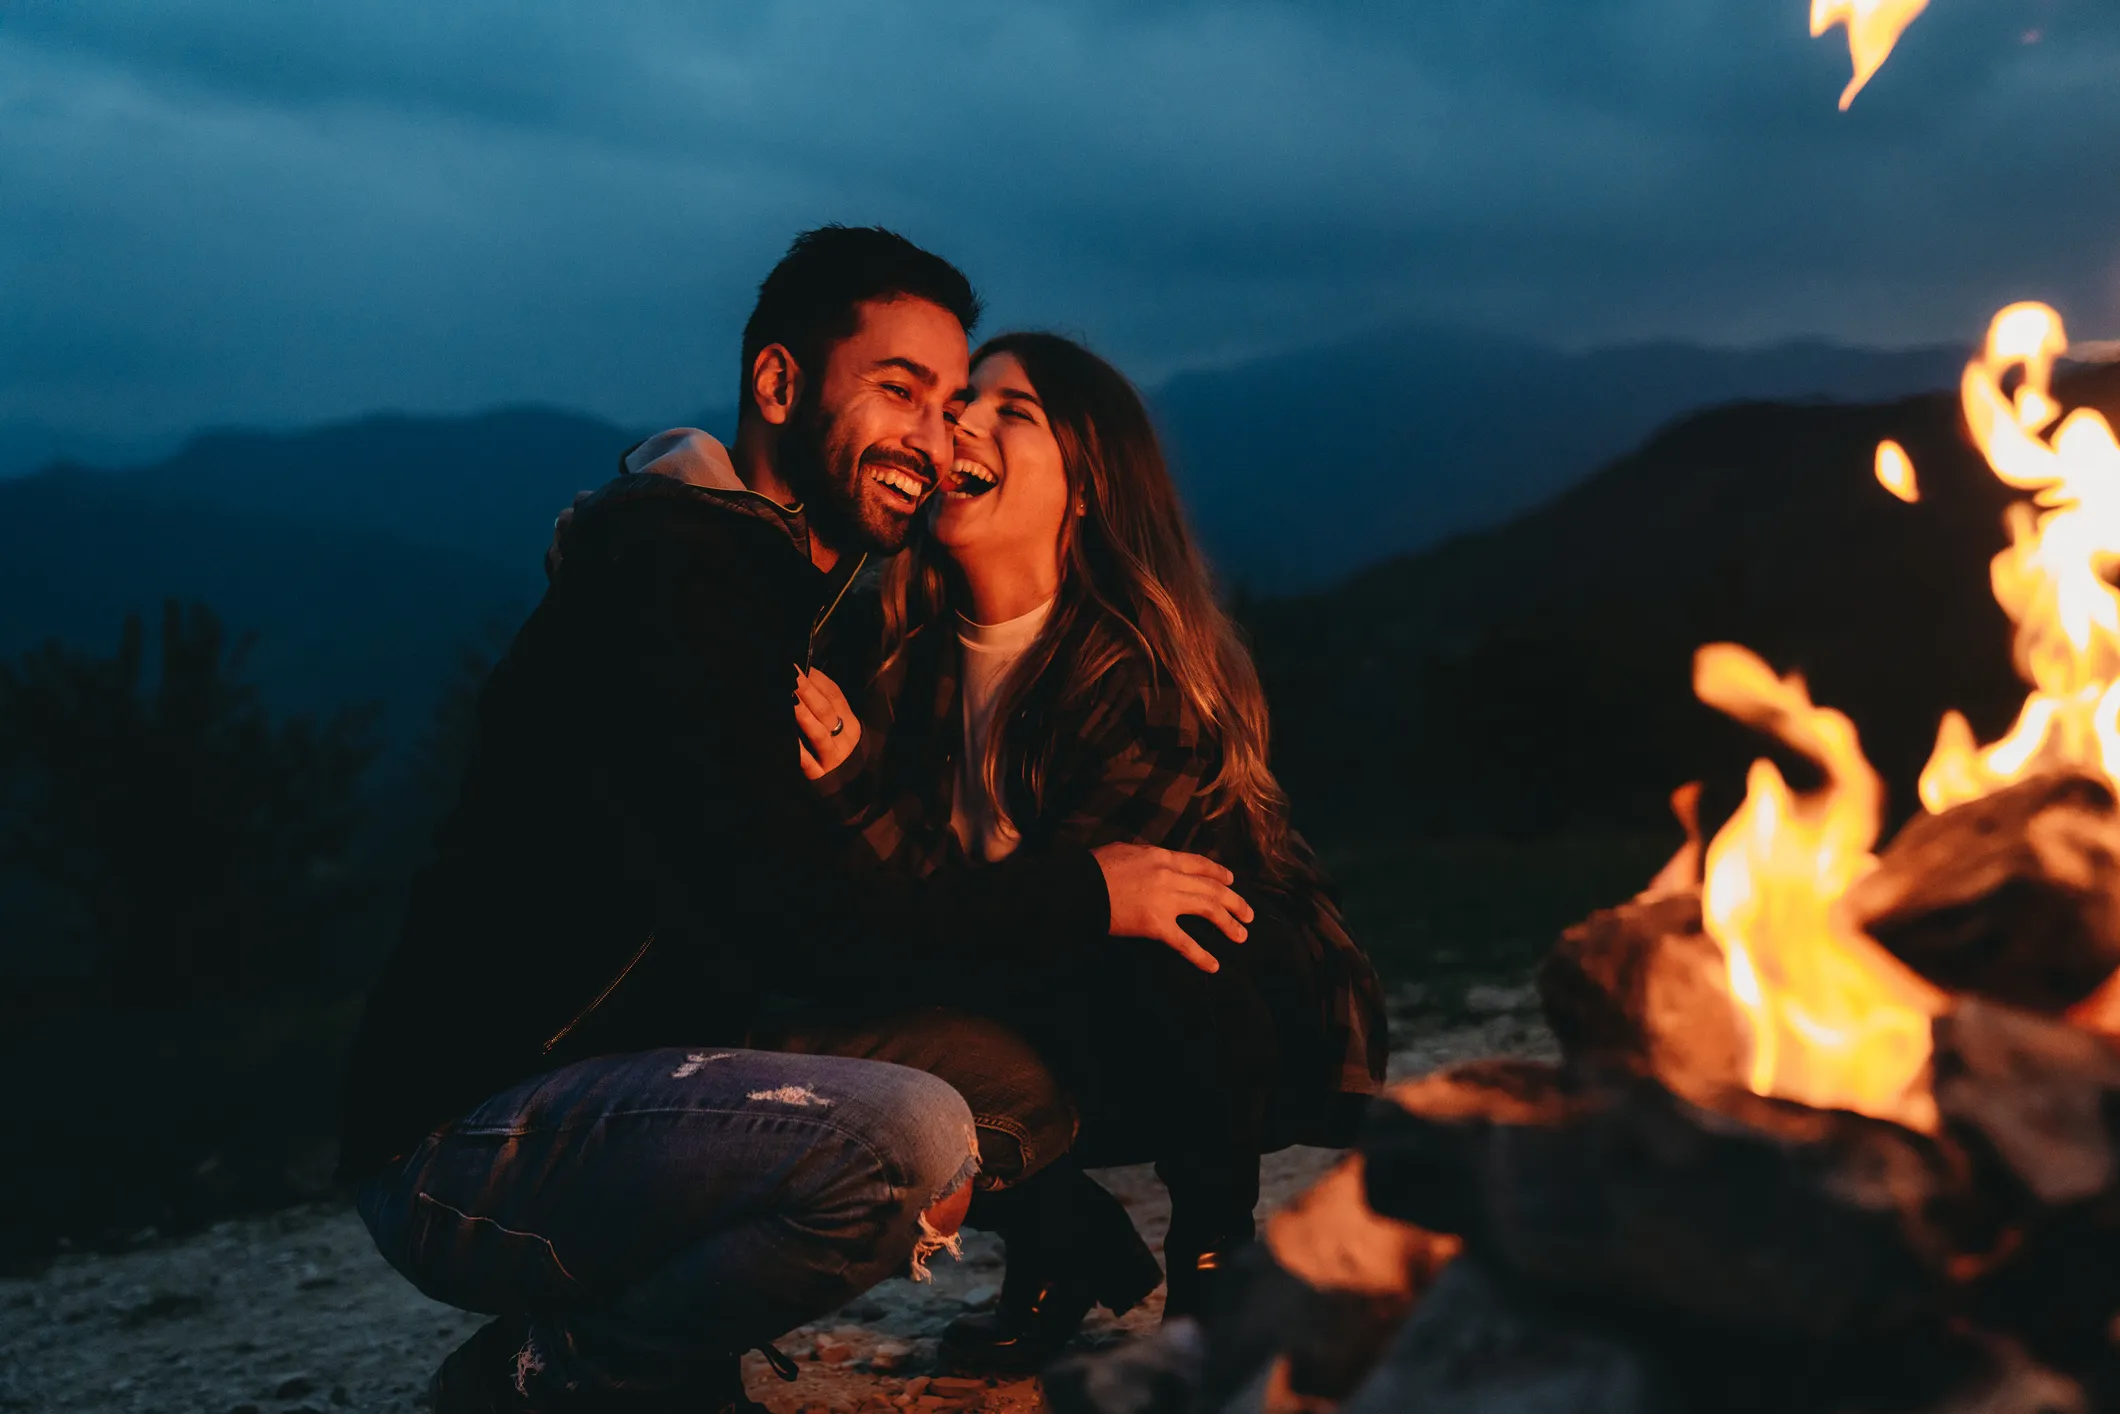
left=831, top=717, right=846, bottom=738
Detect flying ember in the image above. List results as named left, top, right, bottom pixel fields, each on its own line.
left=1810, top=0, right=1930, bottom=108
left=1874, top=439, right=1919, bottom=502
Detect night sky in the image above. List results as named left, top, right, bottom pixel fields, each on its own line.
left=5, top=0, right=2117, bottom=441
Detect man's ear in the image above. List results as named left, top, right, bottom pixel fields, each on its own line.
left=749, top=344, right=804, bottom=427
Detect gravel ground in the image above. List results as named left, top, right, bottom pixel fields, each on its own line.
left=0, top=1010, right=1553, bottom=1414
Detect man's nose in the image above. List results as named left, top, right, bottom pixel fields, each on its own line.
left=907, top=400, right=953, bottom=468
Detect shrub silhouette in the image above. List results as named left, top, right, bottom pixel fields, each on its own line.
left=0, top=600, right=378, bottom=1001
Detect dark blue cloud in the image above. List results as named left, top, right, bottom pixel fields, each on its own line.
left=3, top=0, right=2116, bottom=438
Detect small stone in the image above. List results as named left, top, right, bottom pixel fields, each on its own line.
left=1463, top=982, right=1537, bottom=1015
left=870, top=1341, right=914, bottom=1373
left=928, top=1377, right=986, bottom=1395
left=903, top=1376, right=931, bottom=1397
left=815, top=1338, right=854, bottom=1365
left=273, top=1375, right=316, bottom=1400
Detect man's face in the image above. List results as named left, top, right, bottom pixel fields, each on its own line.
left=779, top=297, right=971, bottom=556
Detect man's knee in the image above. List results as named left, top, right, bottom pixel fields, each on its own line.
left=782, top=1008, right=1076, bottom=1188
left=856, top=1062, right=982, bottom=1210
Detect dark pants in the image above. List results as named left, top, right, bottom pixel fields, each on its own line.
left=755, top=1005, right=1078, bottom=1191
left=981, top=895, right=1358, bottom=1299
left=356, top=1047, right=978, bottom=1399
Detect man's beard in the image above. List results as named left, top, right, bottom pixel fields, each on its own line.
left=779, top=400, right=921, bottom=556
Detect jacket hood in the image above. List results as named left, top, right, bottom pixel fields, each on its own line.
left=623, top=428, right=747, bottom=491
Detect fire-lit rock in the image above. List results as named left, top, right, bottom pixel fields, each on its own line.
left=1851, top=773, right=2120, bottom=1012
left=1536, top=890, right=1749, bottom=1104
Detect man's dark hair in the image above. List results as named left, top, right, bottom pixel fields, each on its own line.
left=737, top=225, right=982, bottom=420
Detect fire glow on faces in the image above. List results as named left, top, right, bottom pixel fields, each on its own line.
left=779, top=297, right=971, bottom=557
left=931, top=352, right=1073, bottom=581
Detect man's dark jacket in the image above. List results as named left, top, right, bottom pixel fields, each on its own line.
left=338, top=472, right=1109, bottom=1176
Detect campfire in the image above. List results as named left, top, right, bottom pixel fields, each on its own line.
left=1052, top=309, right=2120, bottom=1414
left=1054, top=12, right=2120, bottom=1413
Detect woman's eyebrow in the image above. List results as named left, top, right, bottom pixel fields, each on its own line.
left=996, top=385, right=1043, bottom=406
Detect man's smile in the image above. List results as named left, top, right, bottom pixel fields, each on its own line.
left=865, top=455, right=933, bottom=510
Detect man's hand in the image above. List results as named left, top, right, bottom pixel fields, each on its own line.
left=795, top=666, right=861, bottom=779
left=1092, top=843, right=1252, bottom=974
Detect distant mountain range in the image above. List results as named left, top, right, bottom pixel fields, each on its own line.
left=1156, top=327, right=1962, bottom=590
left=1248, top=360, right=2120, bottom=842
left=0, top=325, right=1975, bottom=779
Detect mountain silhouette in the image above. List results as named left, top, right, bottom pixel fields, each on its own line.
left=0, top=332, right=1982, bottom=803
left=0, top=469, right=525, bottom=754
left=1248, top=361, right=2120, bottom=842
left=1158, top=325, right=1963, bottom=591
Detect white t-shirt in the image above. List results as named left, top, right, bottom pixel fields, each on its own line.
left=951, top=597, right=1055, bottom=862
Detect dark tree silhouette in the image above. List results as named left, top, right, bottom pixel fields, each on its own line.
left=0, top=601, right=378, bottom=1001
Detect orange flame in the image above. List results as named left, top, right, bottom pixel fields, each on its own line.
left=1811, top=0, right=1930, bottom=109
left=1918, top=304, right=2120, bottom=812
left=1875, top=439, right=1919, bottom=502
left=1695, top=644, right=1943, bottom=1129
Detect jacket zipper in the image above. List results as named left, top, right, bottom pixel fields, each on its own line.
left=805, top=551, right=867, bottom=670
left=542, top=932, right=656, bottom=1054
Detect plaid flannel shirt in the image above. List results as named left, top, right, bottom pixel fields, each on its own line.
left=815, top=611, right=1386, bottom=1097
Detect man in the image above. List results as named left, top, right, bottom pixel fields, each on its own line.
left=340, top=226, right=1251, bottom=1414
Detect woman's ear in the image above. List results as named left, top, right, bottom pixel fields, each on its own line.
left=749, top=344, right=804, bottom=426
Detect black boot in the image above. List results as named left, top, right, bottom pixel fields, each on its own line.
left=1157, top=1153, right=1261, bottom=1323
left=941, top=1165, right=1162, bottom=1374
left=430, top=1316, right=784, bottom=1414
left=430, top=1315, right=547, bottom=1414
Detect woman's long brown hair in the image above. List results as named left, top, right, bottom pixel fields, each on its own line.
left=876, top=331, right=1302, bottom=880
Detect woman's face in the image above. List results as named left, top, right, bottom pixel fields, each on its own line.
left=932, top=352, right=1071, bottom=581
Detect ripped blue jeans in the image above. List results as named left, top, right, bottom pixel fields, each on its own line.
left=356, top=1046, right=979, bottom=1397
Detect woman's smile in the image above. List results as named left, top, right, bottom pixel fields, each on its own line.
left=946, top=456, right=999, bottom=498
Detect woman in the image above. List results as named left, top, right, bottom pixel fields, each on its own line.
left=793, top=332, right=1387, bottom=1371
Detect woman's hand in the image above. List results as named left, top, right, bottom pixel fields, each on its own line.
left=795, top=665, right=861, bottom=779
left=1091, top=843, right=1253, bottom=974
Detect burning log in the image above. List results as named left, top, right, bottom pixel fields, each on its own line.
left=1357, top=1062, right=1966, bottom=1345
left=1849, top=773, right=2120, bottom=1013
left=1337, top=1256, right=2086, bottom=1414
left=1536, top=889, right=1749, bottom=1104
left=1931, top=1000, right=2120, bottom=1369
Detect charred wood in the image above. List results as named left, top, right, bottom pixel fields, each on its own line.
left=1932, top=1000, right=2120, bottom=1367
left=1537, top=889, right=1750, bottom=1104
left=1359, top=1062, right=1967, bottom=1344
left=1851, top=773, right=2120, bottom=1012
left=1337, top=1259, right=2081, bottom=1414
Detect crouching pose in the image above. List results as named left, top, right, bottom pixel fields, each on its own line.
left=792, top=332, right=1389, bottom=1370
left=338, top=227, right=1251, bottom=1414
